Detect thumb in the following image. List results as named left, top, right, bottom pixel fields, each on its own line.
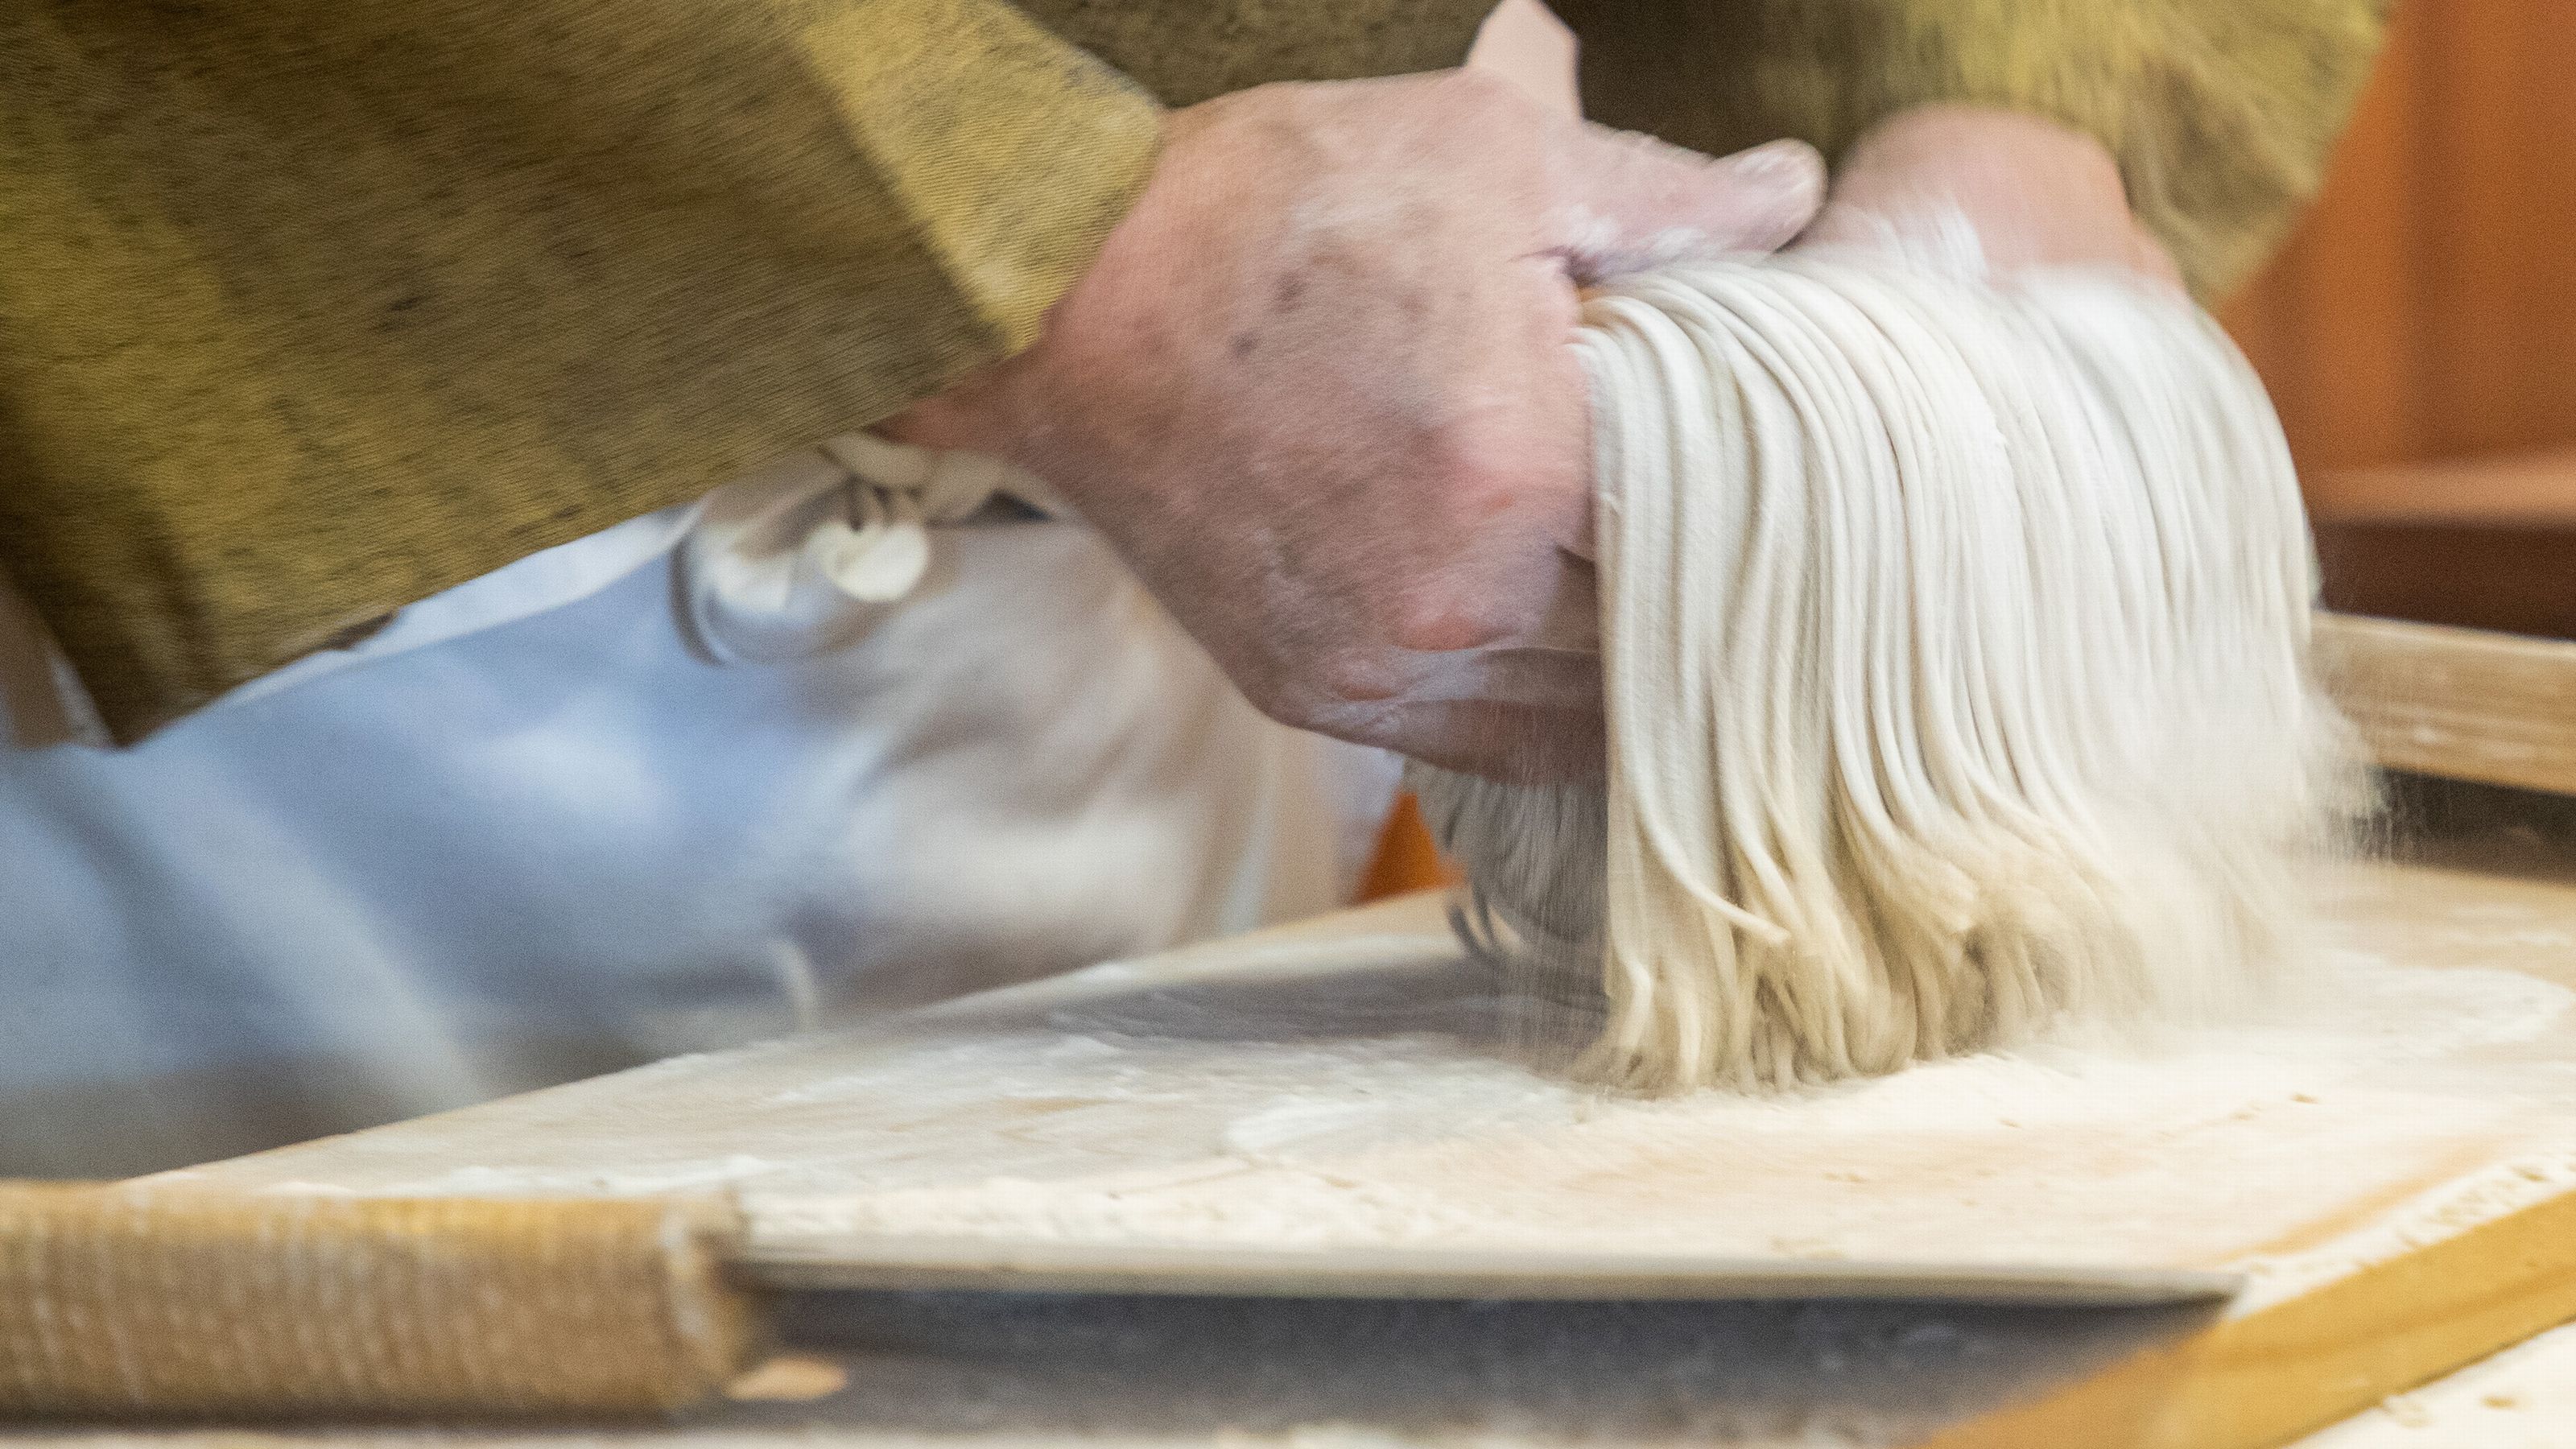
left=1465, top=0, right=1582, bottom=118
left=1551, top=132, right=1826, bottom=280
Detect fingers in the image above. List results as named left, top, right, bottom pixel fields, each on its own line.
left=1377, top=698, right=1608, bottom=783
left=1550, top=133, right=1825, bottom=280
left=1799, top=104, right=2182, bottom=289
left=1297, top=590, right=1606, bottom=782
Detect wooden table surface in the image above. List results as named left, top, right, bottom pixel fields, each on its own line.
left=28, top=849, right=2576, bottom=1447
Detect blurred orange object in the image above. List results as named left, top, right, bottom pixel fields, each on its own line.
left=2225, top=0, right=2576, bottom=640
left=2225, top=0, right=2576, bottom=473
left=2307, top=445, right=2576, bottom=639
left=1356, top=791, right=1458, bottom=901
left=2215, top=0, right=2576, bottom=637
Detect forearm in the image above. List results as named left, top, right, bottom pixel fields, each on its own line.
left=0, top=0, right=1158, bottom=740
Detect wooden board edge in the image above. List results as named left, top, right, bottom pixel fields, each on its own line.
left=2314, top=612, right=2576, bottom=797
left=1908, top=1183, right=2576, bottom=1449
left=736, top=1236, right=2242, bottom=1307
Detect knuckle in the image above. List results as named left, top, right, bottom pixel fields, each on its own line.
left=1315, top=640, right=1410, bottom=706
left=1228, top=634, right=1368, bottom=733
left=1416, top=411, right=1583, bottom=522
left=1417, top=415, right=1530, bottom=500
left=1383, top=576, right=1517, bottom=657
left=1431, top=65, right=1516, bottom=109
left=1426, top=68, right=1547, bottom=138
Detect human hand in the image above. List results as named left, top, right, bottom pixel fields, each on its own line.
left=1798, top=104, right=2180, bottom=288
left=885, top=68, right=1823, bottom=781
left=1463, top=0, right=1581, bottom=116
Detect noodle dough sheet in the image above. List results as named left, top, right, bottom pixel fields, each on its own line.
left=175, top=854, right=2576, bottom=1315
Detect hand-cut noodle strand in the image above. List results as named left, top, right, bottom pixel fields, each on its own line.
left=1412, top=255, right=2357, bottom=1091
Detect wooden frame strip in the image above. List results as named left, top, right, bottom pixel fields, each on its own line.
left=2316, top=612, right=2576, bottom=798
left=1913, top=1179, right=2576, bottom=1448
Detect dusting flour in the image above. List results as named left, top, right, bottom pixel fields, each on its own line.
left=730, top=864, right=2576, bottom=1304
left=183, top=860, right=2576, bottom=1329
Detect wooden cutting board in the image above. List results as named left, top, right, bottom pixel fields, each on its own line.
left=171, top=852, right=2576, bottom=1449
